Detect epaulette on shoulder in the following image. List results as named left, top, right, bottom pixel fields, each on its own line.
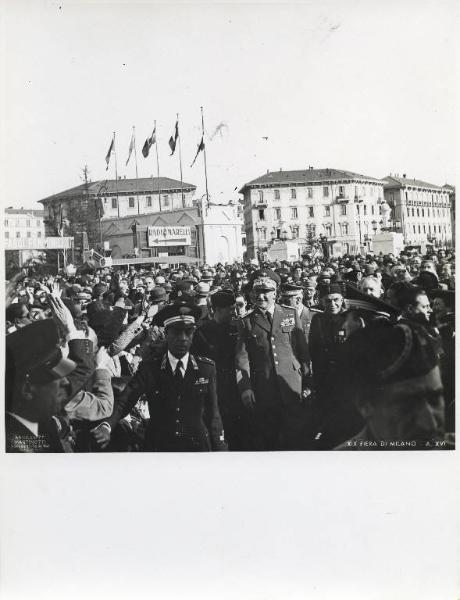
left=310, top=307, right=323, bottom=313
left=195, top=355, right=215, bottom=365
left=241, top=309, right=254, bottom=319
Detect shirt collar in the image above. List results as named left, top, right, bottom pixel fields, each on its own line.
left=168, top=351, right=189, bottom=374
left=8, top=412, right=39, bottom=436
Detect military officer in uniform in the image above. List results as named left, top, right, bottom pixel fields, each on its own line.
left=92, top=302, right=228, bottom=452
left=235, top=270, right=311, bottom=450
left=280, top=282, right=321, bottom=343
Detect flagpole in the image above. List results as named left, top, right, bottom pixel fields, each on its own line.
left=200, top=106, right=210, bottom=209
left=154, top=120, right=161, bottom=212
left=177, top=112, right=185, bottom=208
left=133, top=125, right=140, bottom=214
left=113, top=131, right=120, bottom=218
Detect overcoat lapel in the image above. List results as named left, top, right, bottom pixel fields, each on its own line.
left=253, top=309, right=272, bottom=333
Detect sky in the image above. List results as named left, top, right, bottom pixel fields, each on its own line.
left=1, top=0, right=457, bottom=210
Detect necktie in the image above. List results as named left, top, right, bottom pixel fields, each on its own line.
left=265, top=311, right=272, bottom=325
left=175, top=359, right=184, bottom=382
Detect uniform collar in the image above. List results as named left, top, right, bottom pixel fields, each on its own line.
left=167, top=351, right=190, bottom=374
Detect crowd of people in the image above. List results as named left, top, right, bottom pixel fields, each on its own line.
left=5, top=247, right=455, bottom=452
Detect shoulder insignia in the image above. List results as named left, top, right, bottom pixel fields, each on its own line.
left=194, top=355, right=215, bottom=365
left=243, top=309, right=254, bottom=317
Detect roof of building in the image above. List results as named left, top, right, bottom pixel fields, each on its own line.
left=5, top=207, right=45, bottom=217
left=239, top=168, right=382, bottom=192
left=442, top=183, right=455, bottom=191
left=383, top=175, right=444, bottom=191
left=39, top=177, right=196, bottom=203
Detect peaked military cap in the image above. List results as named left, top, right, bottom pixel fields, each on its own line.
left=6, top=319, right=77, bottom=384
left=153, top=301, right=200, bottom=329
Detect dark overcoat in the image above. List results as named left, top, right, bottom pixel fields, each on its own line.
left=108, top=353, right=227, bottom=452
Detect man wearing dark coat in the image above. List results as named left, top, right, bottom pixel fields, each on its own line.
left=235, top=270, right=310, bottom=450
left=93, top=302, right=228, bottom=452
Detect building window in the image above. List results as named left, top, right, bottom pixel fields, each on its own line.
left=338, top=185, right=345, bottom=197
left=27, top=231, right=31, bottom=238
left=16, top=231, right=20, bottom=238
left=412, top=208, right=415, bottom=217
left=371, top=205, right=375, bottom=215
left=421, top=208, right=424, bottom=217
left=291, top=188, right=296, bottom=199
left=363, top=205, right=367, bottom=216
left=416, top=208, right=420, bottom=217
left=291, top=226, right=299, bottom=239
left=423, top=225, right=426, bottom=233
left=5, top=231, right=9, bottom=238
left=146, top=196, right=152, bottom=207
left=370, top=186, right=374, bottom=195
left=258, top=190, right=264, bottom=203
left=413, top=225, right=416, bottom=234
left=307, top=188, right=313, bottom=199
left=36, top=219, right=40, bottom=226
left=340, top=204, right=347, bottom=216
left=26, top=220, right=31, bottom=227
left=291, top=207, right=298, bottom=219
left=427, top=208, right=430, bottom=217
left=4, top=219, right=8, bottom=226
left=260, top=228, right=266, bottom=241
left=38, top=231, right=42, bottom=237
left=274, top=189, right=280, bottom=200
left=112, top=197, right=117, bottom=209
left=258, top=209, right=265, bottom=221
left=308, top=206, right=314, bottom=218
left=418, top=225, right=421, bottom=234
left=275, top=208, right=281, bottom=220
left=325, top=224, right=332, bottom=236
left=324, top=206, right=331, bottom=217
left=163, top=195, right=170, bottom=207
left=323, top=186, right=329, bottom=197
left=128, top=197, right=135, bottom=208
left=341, top=223, right=349, bottom=236
left=354, top=186, right=359, bottom=198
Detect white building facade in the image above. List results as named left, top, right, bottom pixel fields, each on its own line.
left=383, top=175, right=453, bottom=247
left=240, top=168, right=386, bottom=259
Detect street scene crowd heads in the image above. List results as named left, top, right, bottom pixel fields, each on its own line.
left=4, top=247, right=455, bottom=452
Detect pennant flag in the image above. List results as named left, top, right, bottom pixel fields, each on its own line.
left=169, top=121, right=179, bottom=155
left=190, top=136, right=205, bottom=167
left=142, top=127, right=156, bottom=158
left=126, top=131, right=135, bottom=166
left=105, top=138, right=114, bottom=171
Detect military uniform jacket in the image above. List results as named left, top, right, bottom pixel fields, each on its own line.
left=108, top=353, right=227, bottom=452
left=235, top=304, right=309, bottom=407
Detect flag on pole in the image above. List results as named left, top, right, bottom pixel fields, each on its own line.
left=142, top=127, right=156, bottom=158
left=126, top=131, right=135, bottom=166
left=169, top=121, right=179, bottom=155
left=105, top=137, right=114, bottom=171
left=190, top=136, right=205, bottom=167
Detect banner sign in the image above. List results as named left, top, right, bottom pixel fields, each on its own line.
left=4, top=237, right=74, bottom=250
left=147, top=226, right=191, bottom=247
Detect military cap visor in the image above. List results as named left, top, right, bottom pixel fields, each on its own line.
left=155, top=302, right=200, bottom=328
left=6, top=319, right=77, bottom=384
